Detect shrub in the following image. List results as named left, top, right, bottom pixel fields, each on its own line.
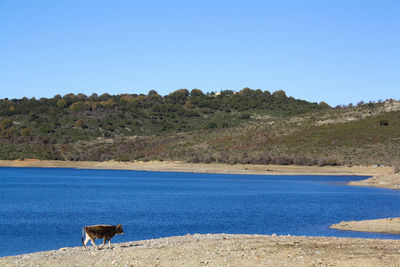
left=189, top=156, right=200, bottom=163
left=100, top=100, right=116, bottom=109
left=0, top=118, right=13, bottom=129
left=184, top=101, right=193, bottom=109
left=273, top=156, right=293, bottom=165
left=57, top=99, right=67, bottom=108
left=74, top=119, right=87, bottom=128
left=221, top=122, right=229, bottom=128
left=293, top=156, right=312, bottom=166
left=114, top=155, right=130, bottom=162
left=21, top=127, right=31, bottom=137
left=380, top=120, right=389, bottom=126
left=69, top=101, right=90, bottom=112
left=317, top=158, right=340, bottom=166
left=203, top=156, right=216, bottom=164
left=240, top=113, right=250, bottom=120
left=318, top=102, right=331, bottom=109
left=394, top=166, right=400, bottom=174
left=205, top=122, right=217, bottom=129
left=105, top=124, right=114, bottom=131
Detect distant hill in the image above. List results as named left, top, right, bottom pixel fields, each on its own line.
left=0, top=89, right=399, bottom=167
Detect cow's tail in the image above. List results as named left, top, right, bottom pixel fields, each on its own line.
left=82, top=227, right=86, bottom=250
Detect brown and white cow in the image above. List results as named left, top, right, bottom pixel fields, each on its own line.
left=82, top=224, right=124, bottom=250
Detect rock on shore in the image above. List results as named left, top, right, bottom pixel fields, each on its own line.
left=2, top=234, right=400, bottom=266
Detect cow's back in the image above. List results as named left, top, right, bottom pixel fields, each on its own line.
left=85, top=225, right=116, bottom=239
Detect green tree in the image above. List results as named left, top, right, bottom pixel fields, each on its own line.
left=190, top=89, right=204, bottom=96
left=57, top=99, right=67, bottom=108
left=21, top=127, right=31, bottom=136
left=184, top=101, right=193, bottom=109
left=100, top=100, right=116, bottom=109
left=272, top=90, right=287, bottom=99
left=318, top=101, right=331, bottom=109
left=167, top=89, right=189, bottom=104
left=239, top=87, right=253, bottom=96
left=69, top=101, right=90, bottom=112
left=206, top=122, right=217, bottom=129
left=148, top=90, right=159, bottom=96
left=74, top=119, right=87, bottom=128
left=0, top=118, right=12, bottom=129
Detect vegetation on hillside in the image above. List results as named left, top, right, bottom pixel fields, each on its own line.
left=0, top=88, right=399, bottom=167
left=0, top=88, right=320, bottom=140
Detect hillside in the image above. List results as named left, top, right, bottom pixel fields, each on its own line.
left=0, top=89, right=399, bottom=166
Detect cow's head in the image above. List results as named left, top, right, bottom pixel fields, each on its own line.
left=116, top=224, right=124, bottom=235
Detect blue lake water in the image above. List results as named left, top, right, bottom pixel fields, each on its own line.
left=1, top=167, right=400, bottom=257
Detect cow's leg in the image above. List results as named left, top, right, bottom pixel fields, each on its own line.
left=101, top=237, right=106, bottom=249
left=90, top=238, right=99, bottom=249
left=83, top=234, right=91, bottom=250
left=108, top=239, right=111, bottom=249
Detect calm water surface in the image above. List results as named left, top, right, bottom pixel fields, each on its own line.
left=1, top=167, right=400, bottom=256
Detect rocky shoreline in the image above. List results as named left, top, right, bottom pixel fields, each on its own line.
left=2, top=234, right=400, bottom=266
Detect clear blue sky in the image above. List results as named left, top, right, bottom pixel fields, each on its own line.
left=1, top=0, right=399, bottom=106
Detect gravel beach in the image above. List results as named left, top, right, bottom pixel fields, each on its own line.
left=2, top=234, right=400, bottom=267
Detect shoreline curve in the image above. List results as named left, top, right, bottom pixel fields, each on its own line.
left=0, top=159, right=392, bottom=176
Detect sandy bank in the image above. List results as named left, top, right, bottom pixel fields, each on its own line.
left=331, top=218, right=400, bottom=234
left=2, top=234, right=400, bottom=267
left=348, top=173, right=400, bottom=190
left=0, top=159, right=392, bottom=176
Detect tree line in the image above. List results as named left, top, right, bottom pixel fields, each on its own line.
left=0, top=88, right=330, bottom=161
